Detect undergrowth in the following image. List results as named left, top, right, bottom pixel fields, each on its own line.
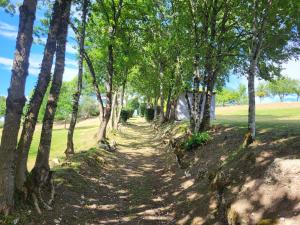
left=182, top=132, right=212, bottom=151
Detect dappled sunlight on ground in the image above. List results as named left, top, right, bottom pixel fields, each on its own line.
left=16, top=114, right=300, bottom=225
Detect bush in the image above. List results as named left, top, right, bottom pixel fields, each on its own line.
left=140, top=103, right=146, bottom=117
left=182, top=132, right=211, bottom=151
left=120, top=110, right=130, bottom=123
left=128, top=109, right=134, bottom=118
left=145, top=108, right=154, bottom=121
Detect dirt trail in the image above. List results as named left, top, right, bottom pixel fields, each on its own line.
left=29, top=118, right=201, bottom=225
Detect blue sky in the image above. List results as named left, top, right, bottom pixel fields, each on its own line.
left=0, top=4, right=299, bottom=102
left=0, top=5, right=78, bottom=97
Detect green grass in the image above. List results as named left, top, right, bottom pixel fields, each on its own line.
left=0, top=118, right=99, bottom=169
left=214, top=103, right=300, bottom=133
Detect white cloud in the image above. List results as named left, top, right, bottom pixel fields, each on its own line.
left=0, top=56, right=13, bottom=69
left=65, top=58, right=78, bottom=67
left=0, top=21, right=17, bottom=40
left=66, top=43, right=78, bottom=55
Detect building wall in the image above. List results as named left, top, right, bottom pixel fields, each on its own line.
left=176, top=93, right=215, bottom=121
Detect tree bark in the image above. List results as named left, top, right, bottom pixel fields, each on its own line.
left=34, top=0, right=71, bottom=172
left=247, top=1, right=268, bottom=141
left=154, top=97, right=158, bottom=120
left=165, top=86, right=172, bottom=121
left=0, top=0, right=37, bottom=214
left=65, top=0, right=88, bottom=157
left=98, top=44, right=114, bottom=142
left=110, top=92, right=117, bottom=129
left=115, top=80, right=126, bottom=129
left=169, top=98, right=177, bottom=121
left=248, top=62, right=256, bottom=138
left=15, top=0, right=63, bottom=191
left=82, top=50, right=104, bottom=120
left=159, top=62, right=165, bottom=124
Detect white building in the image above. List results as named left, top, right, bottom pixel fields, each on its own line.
left=175, top=92, right=216, bottom=121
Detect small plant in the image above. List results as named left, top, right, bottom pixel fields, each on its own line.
left=182, top=132, right=212, bottom=151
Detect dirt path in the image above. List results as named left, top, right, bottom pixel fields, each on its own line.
left=29, top=117, right=202, bottom=225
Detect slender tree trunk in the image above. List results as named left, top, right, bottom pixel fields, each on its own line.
left=185, top=91, right=194, bottom=130
left=201, top=81, right=214, bottom=131
left=169, top=98, right=177, bottom=121
left=113, top=92, right=119, bottom=129
left=248, top=61, right=256, bottom=139
left=110, top=92, right=117, bottom=129
left=246, top=0, right=268, bottom=142
left=159, top=62, right=165, bottom=123
left=0, top=0, right=37, bottom=214
left=83, top=50, right=104, bottom=120
left=115, top=80, right=126, bottom=129
left=279, top=95, right=284, bottom=102
left=65, top=0, right=88, bottom=157
left=193, top=76, right=202, bottom=133
left=165, top=86, right=172, bottom=120
left=98, top=44, right=114, bottom=142
left=15, top=0, right=63, bottom=191
left=34, top=0, right=71, bottom=172
left=154, top=97, right=158, bottom=120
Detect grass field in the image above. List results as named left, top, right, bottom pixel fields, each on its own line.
left=215, top=102, right=300, bottom=134
left=0, top=102, right=299, bottom=170
left=0, top=119, right=100, bottom=169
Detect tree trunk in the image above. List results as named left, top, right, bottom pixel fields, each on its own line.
left=65, top=0, right=88, bottom=157
left=159, top=62, right=165, bottom=123
left=169, top=98, right=177, bottom=121
left=15, top=0, right=63, bottom=191
left=34, top=0, right=71, bottom=172
left=98, top=43, right=114, bottom=142
left=82, top=50, right=104, bottom=120
left=193, top=77, right=202, bottom=133
left=185, top=91, right=194, bottom=130
left=201, top=80, right=214, bottom=131
left=115, top=80, right=126, bottom=129
left=165, top=86, right=172, bottom=120
left=154, top=97, right=158, bottom=120
left=246, top=0, right=268, bottom=143
left=248, top=62, right=256, bottom=139
left=279, top=95, right=284, bottom=102
left=0, top=0, right=37, bottom=214
left=110, top=92, right=117, bottom=129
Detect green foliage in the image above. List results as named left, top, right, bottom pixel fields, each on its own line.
left=37, top=80, right=75, bottom=121
left=0, top=96, right=6, bottom=117
left=140, top=103, right=146, bottom=117
left=216, top=84, right=248, bottom=106
left=256, top=83, right=269, bottom=102
left=79, top=95, right=99, bottom=118
left=120, top=109, right=130, bottom=123
left=0, top=0, right=15, bottom=15
left=216, top=88, right=239, bottom=106
left=293, top=81, right=300, bottom=101
left=127, top=97, right=139, bottom=111
left=145, top=108, right=154, bottom=122
left=182, top=132, right=212, bottom=151
left=267, top=77, right=298, bottom=102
